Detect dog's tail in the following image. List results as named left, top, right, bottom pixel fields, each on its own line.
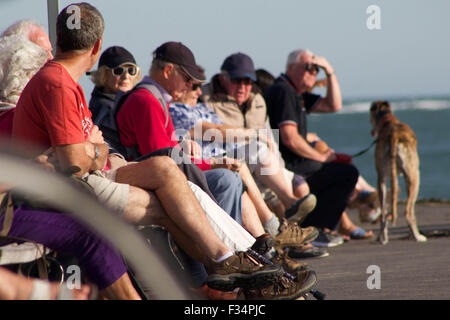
left=390, top=135, right=399, bottom=225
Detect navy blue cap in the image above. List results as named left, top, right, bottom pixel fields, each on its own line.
left=154, top=41, right=206, bottom=82
left=221, top=52, right=256, bottom=81
left=99, top=46, right=136, bottom=68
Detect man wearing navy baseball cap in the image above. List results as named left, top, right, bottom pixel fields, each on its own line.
left=220, top=52, right=257, bottom=82
left=115, top=41, right=208, bottom=156
left=201, top=52, right=265, bottom=129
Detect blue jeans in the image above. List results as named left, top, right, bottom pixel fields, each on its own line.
left=204, top=169, right=243, bottom=226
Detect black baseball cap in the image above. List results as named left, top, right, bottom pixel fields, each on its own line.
left=153, top=41, right=206, bottom=82
left=99, top=46, right=137, bottom=68
left=221, top=52, right=256, bottom=81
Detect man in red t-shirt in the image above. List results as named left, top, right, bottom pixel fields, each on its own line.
left=12, top=3, right=287, bottom=296
left=117, top=42, right=219, bottom=171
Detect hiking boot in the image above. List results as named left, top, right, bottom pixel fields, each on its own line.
left=191, top=284, right=238, bottom=300
left=274, top=219, right=319, bottom=249
left=285, top=194, right=317, bottom=223
left=206, top=251, right=283, bottom=291
left=250, top=233, right=275, bottom=255
left=271, top=248, right=308, bottom=273
left=310, top=230, right=344, bottom=248
left=242, top=270, right=317, bottom=300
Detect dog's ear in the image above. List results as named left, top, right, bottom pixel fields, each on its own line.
left=373, top=101, right=392, bottom=121
left=370, top=101, right=379, bottom=113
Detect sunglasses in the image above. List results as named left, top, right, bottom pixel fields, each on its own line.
left=176, top=66, right=193, bottom=83
left=303, top=63, right=320, bottom=74
left=111, top=65, right=139, bottom=77
left=192, top=83, right=202, bottom=91
left=230, top=77, right=253, bottom=85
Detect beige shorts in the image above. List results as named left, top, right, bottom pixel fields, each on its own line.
left=82, top=169, right=129, bottom=216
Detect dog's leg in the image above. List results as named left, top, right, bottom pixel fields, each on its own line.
left=403, top=154, right=426, bottom=242
left=377, top=175, right=389, bottom=245
left=390, top=138, right=400, bottom=226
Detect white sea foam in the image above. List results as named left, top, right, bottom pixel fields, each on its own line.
left=341, top=98, right=450, bottom=114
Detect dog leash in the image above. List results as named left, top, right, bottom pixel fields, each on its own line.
left=351, top=139, right=378, bottom=158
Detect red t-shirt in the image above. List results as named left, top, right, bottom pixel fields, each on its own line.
left=116, top=88, right=211, bottom=170
left=12, top=61, right=93, bottom=153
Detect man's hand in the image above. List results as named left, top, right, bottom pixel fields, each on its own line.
left=255, top=131, right=273, bottom=151
left=322, top=149, right=337, bottom=163
left=311, top=55, right=334, bottom=76
left=34, top=148, right=57, bottom=172
left=210, top=157, right=242, bottom=172
left=179, top=139, right=202, bottom=159
left=86, top=125, right=104, bottom=145
left=108, top=154, right=128, bottom=170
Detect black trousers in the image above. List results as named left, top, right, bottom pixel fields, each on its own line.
left=286, top=159, right=359, bottom=230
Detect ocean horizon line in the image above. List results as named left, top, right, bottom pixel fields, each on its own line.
left=342, top=93, right=450, bottom=104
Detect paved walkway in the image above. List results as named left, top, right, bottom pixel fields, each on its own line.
left=306, top=201, right=450, bottom=300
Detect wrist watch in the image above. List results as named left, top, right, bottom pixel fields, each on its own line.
left=93, top=144, right=100, bottom=160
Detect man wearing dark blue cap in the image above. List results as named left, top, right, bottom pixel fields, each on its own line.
left=202, top=52, right=267, bottom=129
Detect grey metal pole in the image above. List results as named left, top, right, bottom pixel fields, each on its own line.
left=47, top=0, right=59, bottom=56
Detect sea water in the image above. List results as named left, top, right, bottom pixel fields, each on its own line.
left=307, top=97, right=450, bottom=200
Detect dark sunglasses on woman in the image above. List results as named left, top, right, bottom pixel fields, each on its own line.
left=112, top=65, right=139, bottom=77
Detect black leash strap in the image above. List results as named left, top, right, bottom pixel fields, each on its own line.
left=351, top=139, right=378, bottom=158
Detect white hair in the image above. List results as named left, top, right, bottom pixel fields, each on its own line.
left=1, top=19, right=44, bottom=39
left=0, top=34, right=48, bottom=104
left=286, top=49, right=315, bottom=71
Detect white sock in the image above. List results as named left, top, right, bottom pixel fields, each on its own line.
left=263, top=214, right=281, bottom=237
left=264, top=248, right=277, bottom=260
left=216, top=251, right=234, bottom=263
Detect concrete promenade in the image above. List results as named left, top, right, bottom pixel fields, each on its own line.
left=307, top=201, right=450, bottom=300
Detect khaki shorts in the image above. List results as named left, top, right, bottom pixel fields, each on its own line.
left=82, top=169, right=129, bottom=216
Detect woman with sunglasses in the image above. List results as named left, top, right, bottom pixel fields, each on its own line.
left=88, top=46, right=141, bottom=132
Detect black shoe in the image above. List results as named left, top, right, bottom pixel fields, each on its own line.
left=310, top=230, right=344, bottom=248
left=288, top=246, right=330, bottom=259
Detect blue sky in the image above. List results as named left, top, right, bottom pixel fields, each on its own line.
left=1, top=0, right=449, bottom=99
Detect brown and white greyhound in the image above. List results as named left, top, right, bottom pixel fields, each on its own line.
left=370, top=101, right=425, bottom=244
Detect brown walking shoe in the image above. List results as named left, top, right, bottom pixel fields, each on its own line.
left=274, top=219, right=319, bottom=249
left=250, top=233, right=276, bottom=255
left=271, top=248, right=308, bottom=273
left=242, top=269, right=317, bottom=300
left=206, top=251, right=283, bottom=291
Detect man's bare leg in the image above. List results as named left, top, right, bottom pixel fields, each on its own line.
left=293, top=182, right=311, bottom=199
left=115, top=156, right=232, bottom=261
left=123, top=185, right=206, bottom=263
left=241, top=191, right=266, bottom=237
left=253, top=149, right=299, bottom=208
left=238, top=163, right=276, bottom=225
left=99, top=273, right=142, bottom=300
